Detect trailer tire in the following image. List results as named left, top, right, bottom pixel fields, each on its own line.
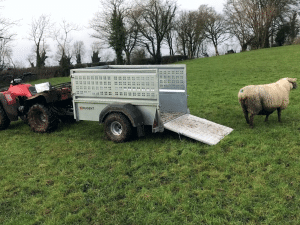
left=0, top=104, right=10, bottom=130
left=27, top=104, right=58, bottom=133
left=104, top=113, right=132, bottom=143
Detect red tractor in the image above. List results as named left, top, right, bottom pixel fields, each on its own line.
left=0, top=73, right=73, bottom=132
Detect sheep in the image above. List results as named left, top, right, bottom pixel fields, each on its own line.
left=238, top=77, right=297, bottom=128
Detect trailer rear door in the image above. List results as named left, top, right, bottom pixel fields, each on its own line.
left=163, top=114, right=233, bottom=145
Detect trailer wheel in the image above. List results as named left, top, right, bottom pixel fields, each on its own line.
left=104, top=113, right=132, bottom=143
left=0, top=104, right=10, bottom=130
left=27, top=104, right=58, bottom=133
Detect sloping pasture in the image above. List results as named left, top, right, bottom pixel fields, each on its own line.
left=1, top=45, right=300, bottom=224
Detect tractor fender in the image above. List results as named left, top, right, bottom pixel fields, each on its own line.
left=24, top=95, right=47, bottom=113
left=0, top=93, right=19, bottom=121
left=27, top=92, right=58, bottom=104
left=25, top=91, right=60, bottom=111
left=99, top=103, right=145, bottom=137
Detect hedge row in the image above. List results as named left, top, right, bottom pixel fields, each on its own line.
left=0, top=55, right=188, bottom=87
left=0, top=62, right=112, bottom=87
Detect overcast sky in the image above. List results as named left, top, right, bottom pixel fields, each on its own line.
left=1, top=0, right=227, bottom=67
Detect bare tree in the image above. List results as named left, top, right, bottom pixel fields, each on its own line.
left=285, top=10, right=300, bottom=43
left=52, top=19, right=78, bottom=66
left=72, top=41, right=85, bottom=64
left=27, top=54, right=35, bottom=68
left=0, top=38, right=13, bottom=69
left=0, top=15, right=16, bottom=69
left=130, top=47, right=148, bottom=64
left=175, top=10, right=206, bottom=58
left=131, top=0, right=177, bottom=64
left=224, top=0, right=300, bottom=50
left=247, top=0, right=277, bottom=49
left=101, top=49, right=115, bottom=62
left=175, top=11, right=188, bottom=56
left=90, top=0, right=138, bottom=65
left=224, top=0, right=254, bottom=51
left=91, top=0, right=125, bottom=64
left=123, top=14, right=139, bottom=64
left=28, top=14, right=52, bottom=68
left=201, top=5, right=230, bottom=56
left=165, top=19, right=177, bottom=56
left=27, top=39, right=50, bottom=67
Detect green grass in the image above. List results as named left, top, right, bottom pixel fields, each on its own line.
left=1, top=45, right=300, bottom=224
left=29, top=77, right=71, bottom=86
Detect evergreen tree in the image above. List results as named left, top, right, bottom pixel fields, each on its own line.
left=91, top=51, right=100, bottom=63
left=108, top=7, right=126, bottom=65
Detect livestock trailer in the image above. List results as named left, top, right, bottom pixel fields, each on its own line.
left=70, top=65, right=233, bottom=145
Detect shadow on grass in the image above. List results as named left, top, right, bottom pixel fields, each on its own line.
left=6, top=120, right=27, bottom=130
left=137, top=125, right=202, bottom=144
left=29, top=118, right=207, bottom=145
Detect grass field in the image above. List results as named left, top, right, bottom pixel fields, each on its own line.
left=1, top=45, right=300, bottom=224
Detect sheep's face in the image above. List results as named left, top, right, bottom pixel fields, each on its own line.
left=286, top=78, right=297, bottom=89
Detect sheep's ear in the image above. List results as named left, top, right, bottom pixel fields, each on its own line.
left=287, top=78, right=297, bottom=83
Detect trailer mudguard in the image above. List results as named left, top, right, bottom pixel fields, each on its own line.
left=0, top=93, right=19, bottom=121
left=99, top=103, right=145, bottom=137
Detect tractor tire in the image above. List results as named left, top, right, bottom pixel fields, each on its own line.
left=104, top=113, right=132, bottom=143
left=0, top=104, right=10, bottom=130
left=27, top=104, right=58, bottom=133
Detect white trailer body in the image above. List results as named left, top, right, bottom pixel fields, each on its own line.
left=70, top=65, right=233, bottom=145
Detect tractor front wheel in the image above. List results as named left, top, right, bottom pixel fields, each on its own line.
left=0, top=104, right=10, bottom=130
left=27, top=104, right=58, bottom=133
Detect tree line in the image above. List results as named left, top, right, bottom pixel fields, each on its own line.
left=90, top=0, right=300, bottom=64
left=0, top=13, right=104, bottom=71
left=26, top=15, right=103, bottom=71
left=0, top=14, right=16, bottom=70
left=0, top=0, right=300, bottom=70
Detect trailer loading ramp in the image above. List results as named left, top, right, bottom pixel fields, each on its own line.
left=163, top=114, right=233, bottom=145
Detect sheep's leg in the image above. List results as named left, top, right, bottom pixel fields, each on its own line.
left=242, top=107, right=249, bottom=124
left=277, top=108, right=281, bottom=122
left=249, top=114, right=254, bottom=128
left=265, top=114, right=269, bottom=122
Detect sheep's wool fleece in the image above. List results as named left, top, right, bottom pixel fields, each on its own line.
left=238, top=78, right=297, bottom=115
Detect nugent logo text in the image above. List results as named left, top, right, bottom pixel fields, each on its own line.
left=79, top=107, right=94, bottom=110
